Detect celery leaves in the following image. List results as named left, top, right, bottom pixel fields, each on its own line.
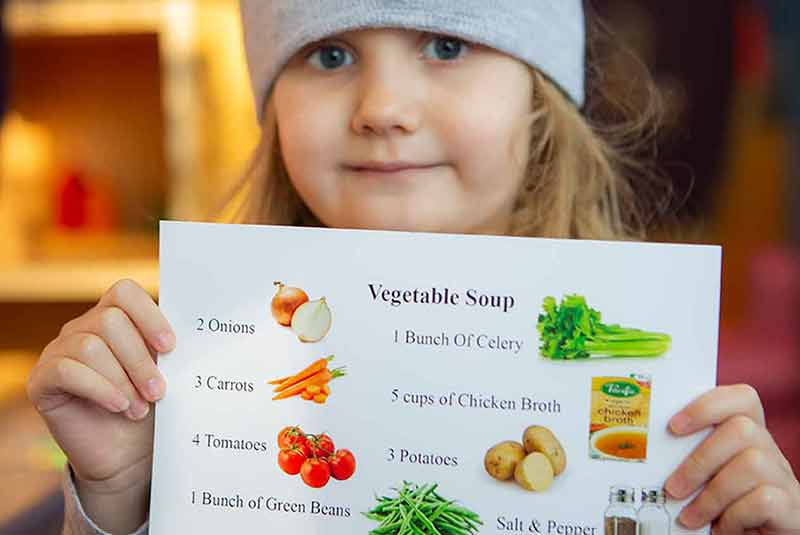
left=537, top=295, right=671, bottom=360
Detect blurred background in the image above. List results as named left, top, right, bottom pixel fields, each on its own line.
left=0, top=0, right=797, bottom=532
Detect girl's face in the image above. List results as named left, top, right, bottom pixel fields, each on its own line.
left=273, top=28, right=534, bottom=234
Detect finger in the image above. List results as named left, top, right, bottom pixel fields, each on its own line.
left=57, top=306, right=94, bottom=339
left=98, top=279, right=175, bottom=353
left=678, top=447, right=791, bottom=529
left=27, top=357, right=130, bottom=415
left=56, top=333, right=152, bottom=420
left=666, top=415, right=778, bottom=499
left=89, top=306, right=166, bottom=403
left=669, top=384, right=765, bottom=436
left=714, top=485, right=798, bottom=533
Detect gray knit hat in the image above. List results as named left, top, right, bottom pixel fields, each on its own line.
left=240, top=1, right=586, bottom=121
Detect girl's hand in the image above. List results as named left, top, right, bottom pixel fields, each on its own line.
left=666, top=384, right=800, bottom=533
left=27, top=279, right=175, bottom=534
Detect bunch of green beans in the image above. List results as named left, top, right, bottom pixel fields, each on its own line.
left=364, top=481, right=483, bottom=535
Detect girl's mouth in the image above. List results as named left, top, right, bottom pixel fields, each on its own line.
left=345, top=161, right=443, bottom=174
left=345, top=161, right=440, bottom=173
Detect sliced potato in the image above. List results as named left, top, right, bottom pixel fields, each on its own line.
left=514, top=452, right=554, bottom=491
left=484, top=441, right=526, bottom=481
left=523, top=425, right=567, bottom=476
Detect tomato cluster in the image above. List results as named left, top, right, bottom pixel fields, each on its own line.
left=277, top=426, right=356, bottom=488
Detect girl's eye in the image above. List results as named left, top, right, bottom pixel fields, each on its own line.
left=422, top=36, right=469, bottom=61
left=308, top=45, right=354, bottom=70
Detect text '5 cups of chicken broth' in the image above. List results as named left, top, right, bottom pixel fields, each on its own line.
left=589, top=375, right=651, bottom=463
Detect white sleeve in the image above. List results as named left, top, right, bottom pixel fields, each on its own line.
left=62, top=466, right=149, bottom=535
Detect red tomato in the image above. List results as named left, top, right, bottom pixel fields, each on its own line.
left=308, top=434, right=335, bottom=458
left=277, top=446, right=307, bottom=475
left=329, top=449, right=356, bottom=481
left=277, top=426, right=307, bottom=452
left=301, top=458, right=331, bottom=488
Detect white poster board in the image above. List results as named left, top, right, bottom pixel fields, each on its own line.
left=152, top=221, right=720, bottom=535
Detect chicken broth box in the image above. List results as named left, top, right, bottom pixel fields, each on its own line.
left=151, top=221, right=720, bottom=535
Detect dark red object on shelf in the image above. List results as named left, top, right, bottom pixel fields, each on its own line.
left=55, top=170, right=89, bottom=229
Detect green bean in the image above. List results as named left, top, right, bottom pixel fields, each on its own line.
left=365, top=481, right=482, bottom=535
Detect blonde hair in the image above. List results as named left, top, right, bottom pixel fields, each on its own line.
left=509, top=69, right=664, bottom=240
left=224, top=24, right=667, bottom=240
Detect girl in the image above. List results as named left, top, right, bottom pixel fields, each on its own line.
left=27, top=1, right=800, bottom=534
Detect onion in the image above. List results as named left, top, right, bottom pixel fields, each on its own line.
left=291, top=297, right=332, bottom=343
left=271, top=282, right=309, bottom=327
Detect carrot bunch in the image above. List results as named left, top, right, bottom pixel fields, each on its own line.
left=268, top=356, right=345, bottom=404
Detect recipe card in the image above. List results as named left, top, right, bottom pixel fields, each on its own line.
left=151, top=221, right=721, bottom=535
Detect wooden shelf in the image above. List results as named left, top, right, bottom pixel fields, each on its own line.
left=0, top=259, right=158, bottom=302
left=7, top=0, right=164, bottom=37
left=1, top=0, right=255, bottom=301
left=6, top=0, right=230, bottom=222
left=0, top=352, right=37, bottom=405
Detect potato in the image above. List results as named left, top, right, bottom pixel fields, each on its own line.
left=484, top=441, right=526, bottom=481
left=514, top=452, right=554, bottom=491
left=522, top=425, right=567, bottom=476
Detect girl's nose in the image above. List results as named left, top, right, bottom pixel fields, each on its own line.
left=351, top=70, right=422, bottom=136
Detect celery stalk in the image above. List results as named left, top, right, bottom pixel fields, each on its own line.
left=537, top=295, right=672, bottom=360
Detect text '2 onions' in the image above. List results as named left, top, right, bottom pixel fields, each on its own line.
left=292, top=298, right=332, bottom=343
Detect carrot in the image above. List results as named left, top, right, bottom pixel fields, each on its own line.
left=313, top=394, right=327, bottom=404
left=272, top=367, right=346, bottom=400
left=273, top=369, right=331, bottom=400
left=301, top=390, right=314, bottom=400
left=273, top=356, right=334, bottom=393
left=267, top=375, right=292, bottom=385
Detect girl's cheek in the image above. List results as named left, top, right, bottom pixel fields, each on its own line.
left=279, top=115, right=330, bottom=173
left=457, top=115, right=521, bottom=170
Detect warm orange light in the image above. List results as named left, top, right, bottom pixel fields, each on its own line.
left=1, top=112, right=54, bottom=183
